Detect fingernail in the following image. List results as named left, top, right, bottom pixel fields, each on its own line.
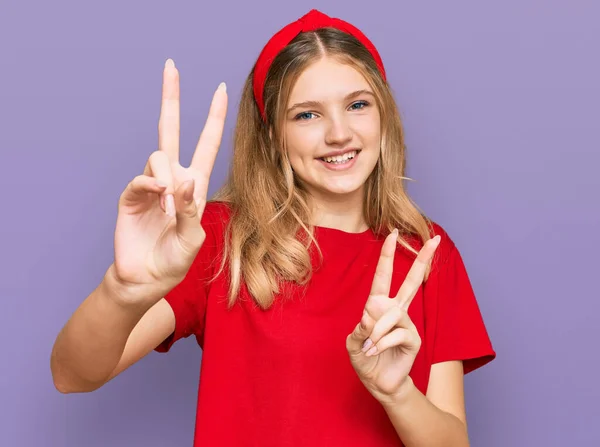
left=362, top=338, right=373, bottom=352
left=432, top=235, right=441, bottom=245
left=218, top=82, right=226, bottom=92
left=155, top=179, right=167, bottom=188
left=392, top=228, right=398, bottom=237
left=165, top=58, right=175, bottom=68
left=366, top=346, right=378, bottom=357
left=165, top=194, right=175, bottom=216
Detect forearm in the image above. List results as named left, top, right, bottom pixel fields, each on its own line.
left=381, top=378, right=469, bottom=447
left=50, top=266, right=153, bottom=393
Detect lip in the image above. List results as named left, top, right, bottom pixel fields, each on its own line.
left=316, top=150, right=360, bottom=171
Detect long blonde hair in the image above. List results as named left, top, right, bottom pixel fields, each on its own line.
left=212, top=27, right=435, bottom=309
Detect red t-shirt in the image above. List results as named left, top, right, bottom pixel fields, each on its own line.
left=155, top=201, right=495, bottom=446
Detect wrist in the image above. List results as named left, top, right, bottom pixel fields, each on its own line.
left=101, top=264, right=161, bottom=312
left=379, top=376, right=417, bottom=410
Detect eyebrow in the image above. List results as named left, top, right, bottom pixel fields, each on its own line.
left=286, top=89, right=375, bottom=113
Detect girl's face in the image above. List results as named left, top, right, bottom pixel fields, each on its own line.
left=283, top=57, right=381, bottom=203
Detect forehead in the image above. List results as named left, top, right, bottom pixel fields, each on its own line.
left=288, top=57, right=370, bottom=103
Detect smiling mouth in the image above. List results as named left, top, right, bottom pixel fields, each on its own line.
left=317, top=149, right=361, bottom=164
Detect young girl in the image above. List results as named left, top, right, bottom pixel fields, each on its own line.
left=51, top=9, right=495, bottom=446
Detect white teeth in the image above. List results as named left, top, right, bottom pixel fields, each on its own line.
left=322, top=150, right=358, bottom=163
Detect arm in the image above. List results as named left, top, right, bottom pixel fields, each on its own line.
left=382, top=361, right=469, bottom=447
left=50, top=60, right=228, bottom=394
left=50, top=265, right=176, bottom=394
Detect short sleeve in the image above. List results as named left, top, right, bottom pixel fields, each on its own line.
left=154, top=204, right=223, bottom=353
left=426, top=234, right=496, bottom=374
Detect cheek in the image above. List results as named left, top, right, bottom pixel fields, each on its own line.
left=285, top=124, right=322, bottom=162
left=353, top=114, right=380, bottom=145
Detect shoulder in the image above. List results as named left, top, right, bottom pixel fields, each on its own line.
left=201, top=200, right=232, bottom=230
left=424, top=221, right=478, bottom=281
left=430, top=221, right=456, bottom=252
left=197, top=201, right=232, bottom=252
left=203, top=200, right=232, bottom=220
left=420, top=220, right=459, bottom=275
left=401, top=220, right=456, bottom=257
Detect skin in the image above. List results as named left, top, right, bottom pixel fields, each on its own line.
left=284, top=57, right=381, bottom=233
left=51, top=57, right=469, bottom=446
left=346, top=230, right=470, bottom=446
left=286, top=56, right=470, bottom=445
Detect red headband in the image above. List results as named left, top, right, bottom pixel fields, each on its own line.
left=253, top=9, right=387, bottom=122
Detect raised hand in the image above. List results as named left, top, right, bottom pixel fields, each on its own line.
left=108, top=59, right=228, bottom=305
left=346, top=230, right=441, bottom=404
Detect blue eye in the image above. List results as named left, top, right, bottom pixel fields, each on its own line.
left=295, top=111, right=316, bottom=120
left=293, top=101, right=369, bottom=120
left=349, top=100, right=369, bottom=110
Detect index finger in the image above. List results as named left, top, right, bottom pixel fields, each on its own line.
left=158, top=58, right=180, bottom=163
left=394, top=235, right=441, bottom=309
left=369, top=228, right=398, bottom=297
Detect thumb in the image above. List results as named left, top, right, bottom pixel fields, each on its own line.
left=173, top=179, right=205, bottom=253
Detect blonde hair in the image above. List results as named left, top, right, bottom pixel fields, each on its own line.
left=212, top=27, right=435, bottom=309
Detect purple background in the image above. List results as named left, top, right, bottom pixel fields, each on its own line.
left=1, top=1, right=598, bottom=445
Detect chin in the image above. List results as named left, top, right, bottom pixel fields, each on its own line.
left=315, top=178, right=367, bottom=197
left=321, top=168, right=374, bottom=195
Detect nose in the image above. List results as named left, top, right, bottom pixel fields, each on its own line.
left=324, top=114, right=353, bottom=147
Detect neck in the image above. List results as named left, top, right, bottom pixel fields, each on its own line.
left=309, top=188, right=368, bottom=233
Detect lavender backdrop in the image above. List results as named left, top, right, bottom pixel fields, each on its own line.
left=1, top=1, right=598, bottom=445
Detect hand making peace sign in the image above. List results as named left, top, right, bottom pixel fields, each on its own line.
left=346, top=230, right=441, bottom=405
left=108, top=59, right=228, bottom=305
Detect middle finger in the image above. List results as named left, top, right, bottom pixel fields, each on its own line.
left=190, top=82, right=228, bottom=181
left=394, top=235, right=441, bottom=309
